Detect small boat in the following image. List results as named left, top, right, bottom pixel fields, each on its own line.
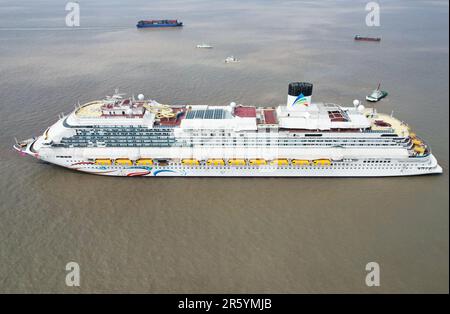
left=196, top=43, right=213, bottom=49
left=354, top=35, right=381, bottom=42
left=224, top=56, right=239, bottom=63
left=136, top=19, right=183, bottom=28
left=366, top=84, right=388, bottom=102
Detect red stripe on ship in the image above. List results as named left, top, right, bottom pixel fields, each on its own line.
left=127, top=171, right=151, bottom=177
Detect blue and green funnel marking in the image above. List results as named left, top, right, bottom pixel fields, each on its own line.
left=292, top=93, right=309, bottom=106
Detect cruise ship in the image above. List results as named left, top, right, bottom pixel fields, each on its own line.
left=14, top=82, right=442, bottom=177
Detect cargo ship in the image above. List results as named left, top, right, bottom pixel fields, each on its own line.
left=354, top=35, right=381, bottom=42
left=136, top=19, right=183, bottom=28
left=14, top=82, right=442, bottom=177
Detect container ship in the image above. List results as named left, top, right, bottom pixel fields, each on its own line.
left=136, top=19, right=183, bottom=28
left=354, top=35, right=381, bottom=42
left=14, top=82, right=442, bottom=177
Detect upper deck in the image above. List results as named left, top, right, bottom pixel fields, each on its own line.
left=71, top=93, right=410, bottom=137
left=75, top=101, right=103, bottom=118
left=365, top=110, right=410, bottom=137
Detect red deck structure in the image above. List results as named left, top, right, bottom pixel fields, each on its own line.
left=234, top=106, right=256, bottom=118
left=328, top=110, right=348, bottom=122
left=263, top=109, right=277, bottom=124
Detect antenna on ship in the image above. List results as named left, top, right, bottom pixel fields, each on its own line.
left=111, top=88, right=125, bottom=99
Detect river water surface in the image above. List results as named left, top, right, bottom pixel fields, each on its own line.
left=0, top=0, right=448, bottom=292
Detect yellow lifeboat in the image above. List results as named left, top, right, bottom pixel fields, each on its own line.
left=409, top=132, right=417, bottom=138
left=95, top=159, right=112, bottom=166
left=115, top=158, right=133, bottom=166
left=249, top=159, right=267, bottom=166
left=228, top=159, right=246, bottom=166
left=182, top=159, right=200, bottom=166
left=413, top=146, right=426, bottom=154
left=292, top=159, right=310, bottom=166
left=136, top=159, right=153, bottom=166
left=412, top=139, right=422, bottom=145
left=207, top=159, right=225, bottom=166
left=313, top=159, right=331, bottom=166
left=270, top=159, right=289, bottom=166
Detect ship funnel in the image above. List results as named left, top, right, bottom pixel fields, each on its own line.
left=287, top=82, right=313, bottom=110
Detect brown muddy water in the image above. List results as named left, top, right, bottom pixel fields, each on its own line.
left=0, top=0, right=448, bottom=292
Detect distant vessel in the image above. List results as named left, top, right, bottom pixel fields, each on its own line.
left=225, top=56, right=239, bottom=63
left=366, top=84, right=388, bottom=102
left=354, top=35, right=381, bottom=42
left=136, top=20, right=183, bottom=28
left=196, top=43, right=213, bottom=49
left=14, top=82, right=442, bottom=177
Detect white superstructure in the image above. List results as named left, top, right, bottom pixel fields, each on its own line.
left=14, top=83, right=443, bottom=177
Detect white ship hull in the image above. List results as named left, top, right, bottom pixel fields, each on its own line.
left=71, top=164, right=442, bottom=177
left=39, top=153, right=442, bottom=177
left=15, top=135, right=443, bottom=177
